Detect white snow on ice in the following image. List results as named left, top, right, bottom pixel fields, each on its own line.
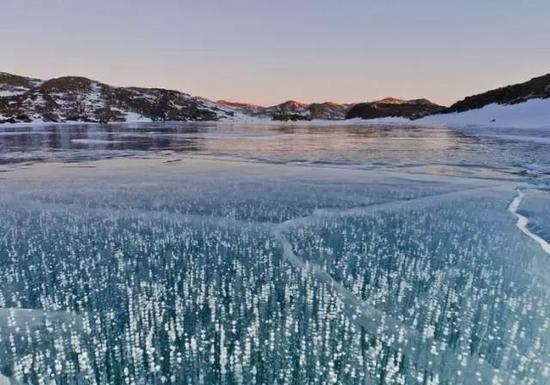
left=124, top=111, right=152, bottom=122
left=417, top=98, right=550, bottom=129
left=508, top=189, right=550, bottom=256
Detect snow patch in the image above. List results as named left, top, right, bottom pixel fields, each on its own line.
left=0, top=90, right=25, bottom=97
left=418, top=98, right=550, bottom=129
left=508, top=189, right=550, bottom=256
left=125, top=111, right=152, bottom=122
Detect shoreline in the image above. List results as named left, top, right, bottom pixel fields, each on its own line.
left=1, top=113, right=549, bottom=130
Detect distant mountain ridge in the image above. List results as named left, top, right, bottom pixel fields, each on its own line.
left=1, top=71, right=549, bottom=124
left=217, top=100, right=352, bottom=121
left=346, top=98, right=445, bottom=120
left=348, top=74, right=550, bottom=121
left=0, top=72, right=358, bottom=124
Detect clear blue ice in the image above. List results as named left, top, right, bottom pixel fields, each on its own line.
left=0, top=122, right=548, bottom=385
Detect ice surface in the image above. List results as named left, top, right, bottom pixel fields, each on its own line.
left=0, top=123, right=549, bottom=385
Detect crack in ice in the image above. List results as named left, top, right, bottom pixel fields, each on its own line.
left=271, top=186, right=512, bottom=384
left=508, top=189, right=550, bottom=256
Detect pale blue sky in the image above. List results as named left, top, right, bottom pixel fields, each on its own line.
left=2, top=0, right=549, bottom=106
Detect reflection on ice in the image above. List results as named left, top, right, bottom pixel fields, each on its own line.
left=1, top=122, right=550, bottom=174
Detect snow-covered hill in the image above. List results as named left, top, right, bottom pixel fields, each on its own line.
left=0, top=72, right=355, bottom=124
left=0, top=72, right=43, bottom=97
left=2, top=71, right=548, bottom=127
left=417, top=98, right=550, bottom=128
left=447, top=74, right=550, bottom=113
left=0, top=73, right=237, bottom=124
left=415, top=74, right=550, bottom=128
left=356, top=75, right=550, bottom=128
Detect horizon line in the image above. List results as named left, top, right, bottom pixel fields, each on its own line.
left=3, top=69, right=548, bottom=109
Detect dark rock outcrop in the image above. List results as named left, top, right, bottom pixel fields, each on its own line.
left=445, top=74, right=550, bottom=113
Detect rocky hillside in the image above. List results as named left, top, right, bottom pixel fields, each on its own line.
left=0, top=72, right=43, bottom=97
left=217, top=100, right=352, bottom=121
left=5, top=71, right=545, bottom=125
left=445, top=73, right=550, bottom=113
left=346, top=98, right=445, bottom=119
left=309, top=102, right=352, bottom=120
left=0, top=73, right=236, bottom=124
left=0, top=72, right=356, bottom=124
left=216, top=100, right=267, bottom=117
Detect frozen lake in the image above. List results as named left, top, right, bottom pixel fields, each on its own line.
left=0, top=122, right=549, bottom=385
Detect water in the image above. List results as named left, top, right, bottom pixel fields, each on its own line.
left=0, top=122, right=548, bottom=385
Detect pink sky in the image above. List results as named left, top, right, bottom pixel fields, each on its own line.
left=2, top=0, right=549, bottom=106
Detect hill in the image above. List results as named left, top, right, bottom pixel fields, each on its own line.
left=0, top=73, right=235, bottom=124
left=346, top=98, right=445, bottom=120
